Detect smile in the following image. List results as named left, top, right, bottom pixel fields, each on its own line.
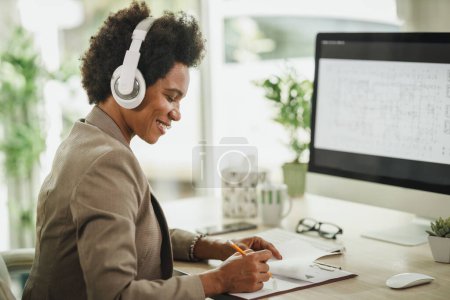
left=156, top=119, right=171, bottom=134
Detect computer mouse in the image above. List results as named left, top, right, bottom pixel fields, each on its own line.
left=386, top=273, right=434, bottom=289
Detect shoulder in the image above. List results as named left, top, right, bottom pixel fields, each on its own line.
left=53, top=120, right=148, bottom=194
left=71, top=119, right=131, bottom=157
left=63, top=120, right=137, bottom=167
left=67, top=129, right=146, bottom=220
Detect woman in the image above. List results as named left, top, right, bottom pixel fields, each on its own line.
left=23, top=2, right=281, bottom=299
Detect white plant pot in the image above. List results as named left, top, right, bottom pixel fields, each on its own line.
left=428, top=236, right=450, bottom=263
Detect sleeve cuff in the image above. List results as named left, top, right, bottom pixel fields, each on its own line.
left=189, top=234, right=206, bottom=261
left=184, top=275, right=206, bottom=300
left=170, top=229, right=200, bottom=261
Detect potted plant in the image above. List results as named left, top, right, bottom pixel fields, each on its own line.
left=255, top=67, right=313, bottom=197
left=0, top=27, right=46, bottom=248
left=426, top=217, right=450, bottom=263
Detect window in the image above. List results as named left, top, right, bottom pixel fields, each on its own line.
left=203, top=0, right=400, bottom=184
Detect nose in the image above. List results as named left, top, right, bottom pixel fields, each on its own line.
left=169, top=108, right=181, bottom=122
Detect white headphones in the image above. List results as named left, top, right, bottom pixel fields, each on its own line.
left=110, top=17, right=155, bottom=109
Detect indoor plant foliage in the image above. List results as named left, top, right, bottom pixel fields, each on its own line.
left=0, top=27, right=46, bottom=248
left=426, top=217, right=450, bottom=263
left=255, top=67, right=313, bottom=196
left=427, top=217, right=450, bottom=238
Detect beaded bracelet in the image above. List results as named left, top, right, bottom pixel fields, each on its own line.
left=189, top=234, right=206, bottom=262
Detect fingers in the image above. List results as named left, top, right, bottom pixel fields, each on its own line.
left=246, top=281, right=264, bottom=293
left=248, top=249, right=273, bottom=262
left=237, top=241, right=250, bottom=251
left=228, top=248, right=252, bottom=259
left=243, top=249, right=253, bottom=255
left=264, top=241, right=283, bottom=260
left=232, top=250, right=271, bottom=274
left=256, top=261, right=270, bottom=273
left=259, top=271, right=271, bottom=282
left=248, top=250, right=272, bottom=279
left=249, top=269, right=271, bottom=296
left=221, top=251, right=272, bottom=294
left=250, top=237, right=283, bottom=260
left=247, top=268, right=271, bottom=292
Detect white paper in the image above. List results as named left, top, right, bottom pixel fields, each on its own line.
left=256, top=228, right=345, bottom=253
left=227, top=229, right=353, bottom=299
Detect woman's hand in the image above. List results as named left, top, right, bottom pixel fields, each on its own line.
left=199, top=249, right=273, bottom=296
left=194, top=236, right=282, bottom=261
left=229, top=236, right=282, bottom=260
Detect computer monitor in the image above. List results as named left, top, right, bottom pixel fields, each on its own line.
left=308, top=32, right=450, bottom=246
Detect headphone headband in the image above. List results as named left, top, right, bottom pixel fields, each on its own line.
left=117, top=17, right=155, bottom=95
left=134, top=17, right=154, bottom=33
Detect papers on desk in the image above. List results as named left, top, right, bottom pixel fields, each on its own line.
left=228, top=228, right=356, bottom=300
left=257, top=228, right=345, bottom=253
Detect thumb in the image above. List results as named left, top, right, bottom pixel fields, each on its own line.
left=243, top=249, right=253, bottom=255
left=236, top=242, right=250, bottom=250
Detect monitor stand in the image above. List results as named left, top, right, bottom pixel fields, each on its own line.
left=361, top=218, right=432, bottom=246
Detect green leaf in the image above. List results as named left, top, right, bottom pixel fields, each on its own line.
left=254, top=67, right=312, bottom=161
left=438, top=228, right=446, bottom=237
left=0, top=26, right=46, bottom=179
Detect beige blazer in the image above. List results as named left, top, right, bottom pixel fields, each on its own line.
left=23, top=106, right=205, bottom=300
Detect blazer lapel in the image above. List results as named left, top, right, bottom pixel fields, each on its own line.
left=151, top=195, right=174, bottom=279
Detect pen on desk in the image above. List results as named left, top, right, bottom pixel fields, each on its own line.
left=226, top=240, right=272, bottom=277
left=314, top=261, right=342, bottom=270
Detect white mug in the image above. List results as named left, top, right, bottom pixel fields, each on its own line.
left=258, top=183, right=292, bottom=226
left=221, top=169, right=260, bottom=218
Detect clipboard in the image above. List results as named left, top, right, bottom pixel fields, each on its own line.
left=218, top=228, right=357, bottom=300
left=226, top=266, right=357, bottom=300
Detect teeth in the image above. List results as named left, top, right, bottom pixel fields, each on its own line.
left=157, top=120, right=171, bottom=130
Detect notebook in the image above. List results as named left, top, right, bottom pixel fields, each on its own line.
left=225, top=228, right=356, bottom=300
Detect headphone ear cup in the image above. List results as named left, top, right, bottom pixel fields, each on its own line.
left=110, top=65, right=146, bottom=109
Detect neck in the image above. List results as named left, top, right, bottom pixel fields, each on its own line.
left=98, top=97, right=134, bottom=144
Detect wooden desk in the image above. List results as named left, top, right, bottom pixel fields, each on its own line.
left=161, top=194, right=449, bottom=299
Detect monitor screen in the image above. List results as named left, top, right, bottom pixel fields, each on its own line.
left=310, top=33, right=450, bottom=196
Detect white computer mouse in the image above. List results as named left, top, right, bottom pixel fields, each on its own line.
left=386, top=273, right=434, bottom=289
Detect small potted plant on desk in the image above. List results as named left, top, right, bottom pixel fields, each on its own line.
left=255, top=67, right=313, bottom=197
left=426, top=217, right=450, bottom=263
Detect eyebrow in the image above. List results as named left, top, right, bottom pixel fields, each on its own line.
left=164, top=88, right=184, bottom=98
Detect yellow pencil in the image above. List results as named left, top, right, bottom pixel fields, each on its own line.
left=227, top=240, right=248, bottom=255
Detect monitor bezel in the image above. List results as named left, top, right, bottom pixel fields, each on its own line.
left=309, top=32, right=450, bottom=196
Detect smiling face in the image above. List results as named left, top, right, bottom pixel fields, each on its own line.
left=122, top=62, right=189, bottom=144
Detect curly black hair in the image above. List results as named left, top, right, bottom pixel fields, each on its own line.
left=80, top=1, right=205, bottom=104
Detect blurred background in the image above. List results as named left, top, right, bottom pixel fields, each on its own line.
left=0, top=0, right=449, bottom=252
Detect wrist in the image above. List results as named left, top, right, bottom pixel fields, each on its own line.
left=199, top=269, right=226, bottom=296
left=194, top=238, right=228, bottom=261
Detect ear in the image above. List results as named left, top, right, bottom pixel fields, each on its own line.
left=110, top=66, right=146, bottom=109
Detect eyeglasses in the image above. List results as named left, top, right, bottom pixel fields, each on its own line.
left=296, top=218, right=343, bottom=239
